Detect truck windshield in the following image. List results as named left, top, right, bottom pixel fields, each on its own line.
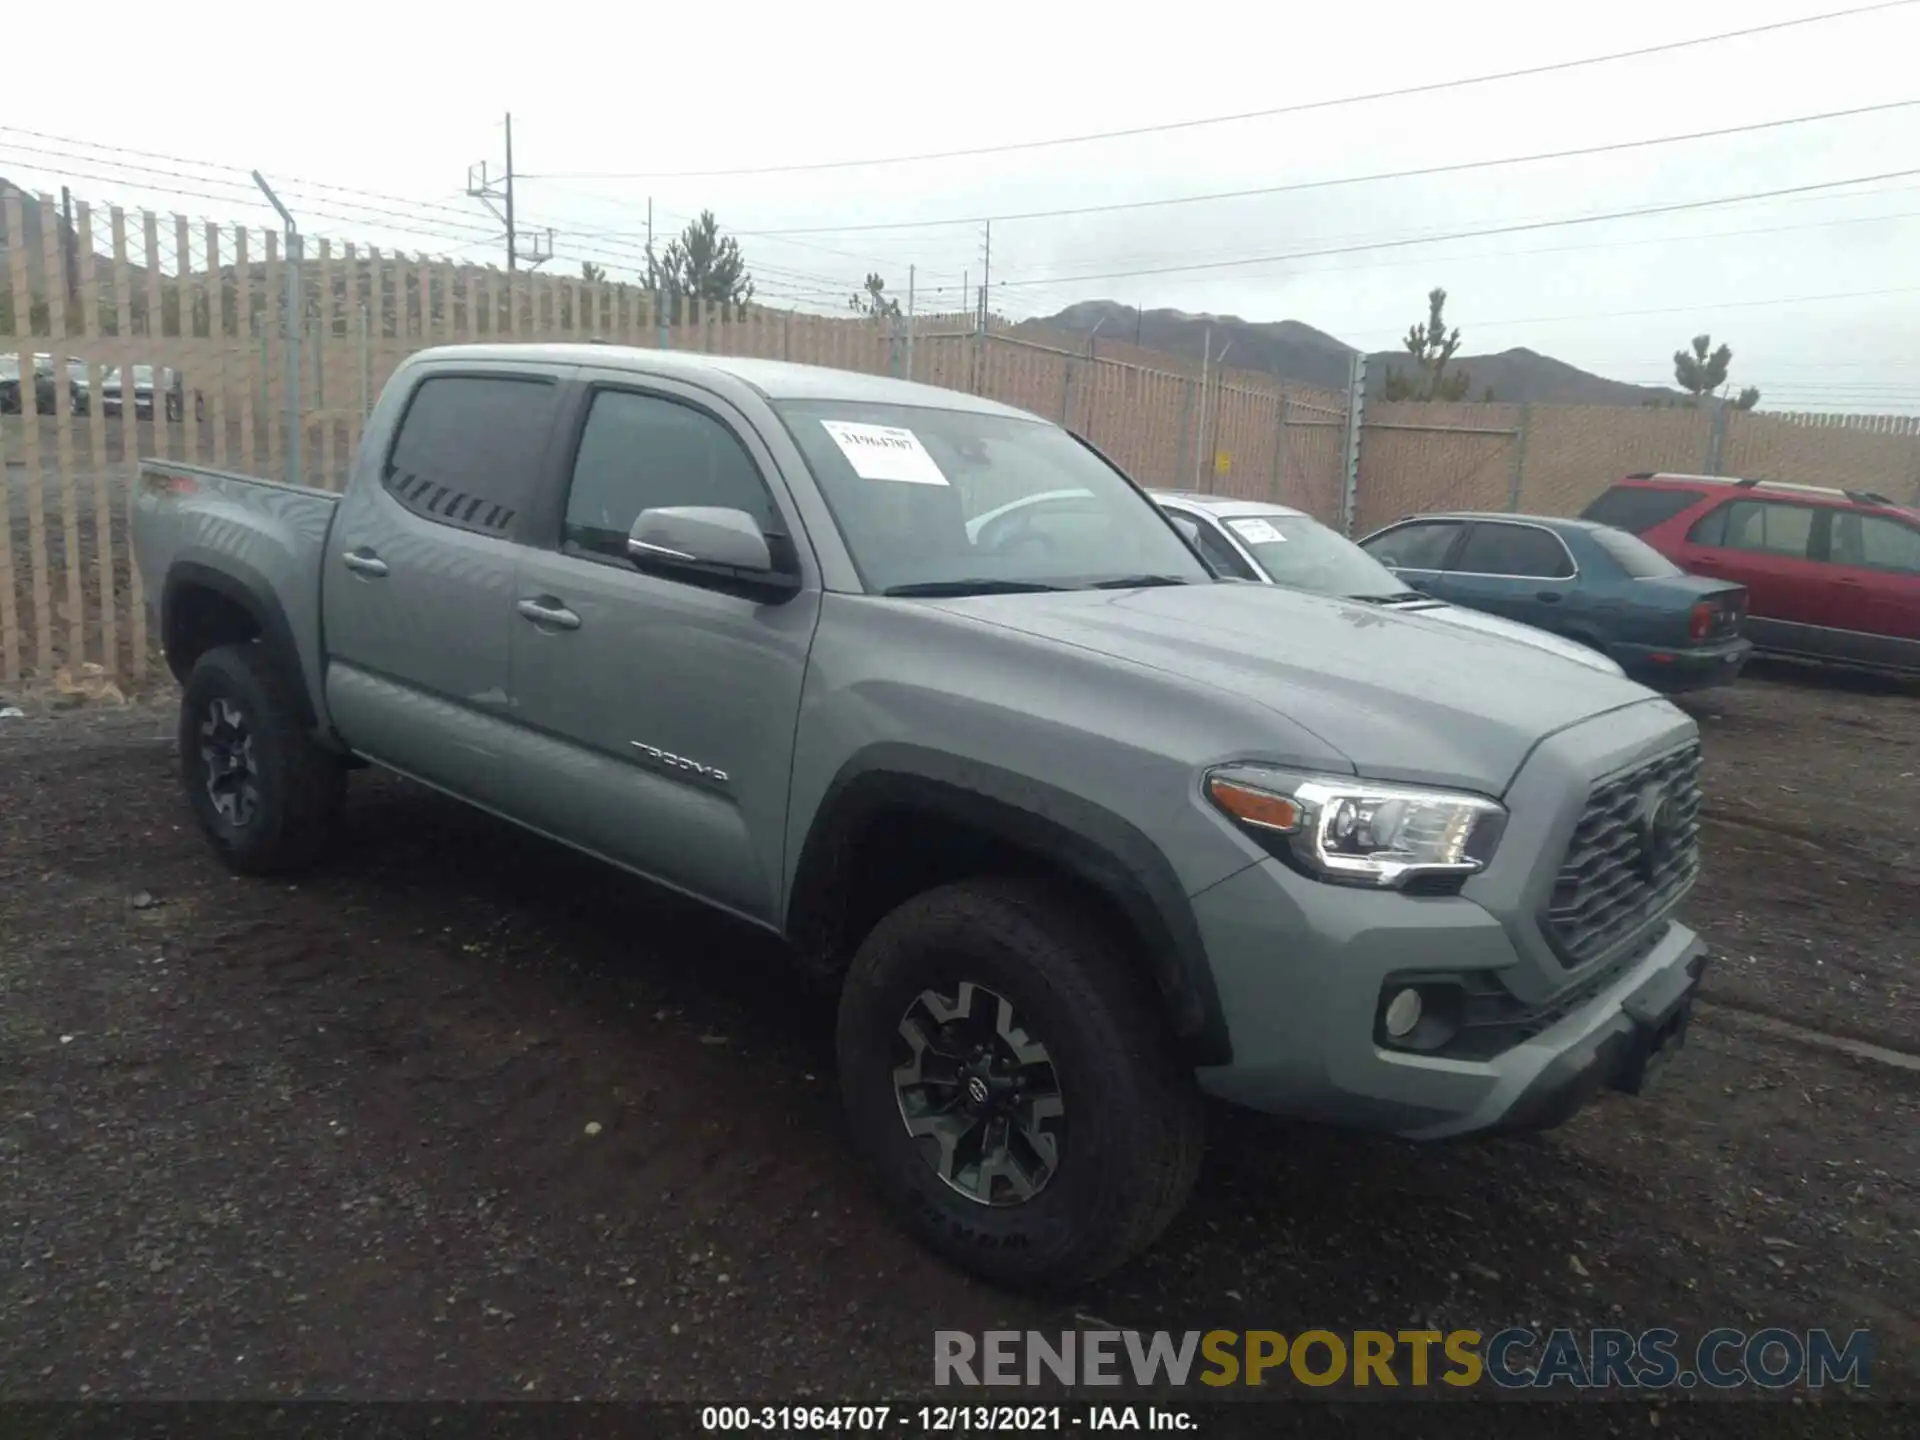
left=773, top=400, right=1210, bottom=595
left=1222, top=513, right=1411, bottom=599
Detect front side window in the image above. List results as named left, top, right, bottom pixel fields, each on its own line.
left=772, top=402, right=1208, bottom=594
left=383, top=374, right=558, bottom=537
left=1360, top=520, right=1463, bottom=572
left=1708, top=500, right=1817, bottom=559
left=1831, top=512, right=1920, bottom=575
left=564, top=389, right=780, bottom=562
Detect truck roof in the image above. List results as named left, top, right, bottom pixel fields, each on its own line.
left=405, top=343, right=1038, bottom=420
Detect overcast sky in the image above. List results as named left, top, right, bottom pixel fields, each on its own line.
left=6, top=0, right=1919, bottom=411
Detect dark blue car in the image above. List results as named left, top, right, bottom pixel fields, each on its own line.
left=1357, top=511, right=1754, bottom=692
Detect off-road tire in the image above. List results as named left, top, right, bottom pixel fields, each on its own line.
left=179, top=643, right=345, bottom=875
left=836, top=879, right=1204, bottom=1289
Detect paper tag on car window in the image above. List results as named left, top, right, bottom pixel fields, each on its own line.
left=819, top=420, right=949, bottom=486
left=1228, top=517, right=1285, bottom=544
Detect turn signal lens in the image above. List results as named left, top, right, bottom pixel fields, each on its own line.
left=1205, top=776, right=1302, bottom=833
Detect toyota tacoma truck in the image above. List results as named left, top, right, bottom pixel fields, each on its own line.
left=132, top=344, right=1710, bottom=1288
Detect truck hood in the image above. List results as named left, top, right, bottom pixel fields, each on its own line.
left=926, top=582, right=1666, bottom=795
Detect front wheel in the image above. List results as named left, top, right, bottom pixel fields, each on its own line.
left=836, top=880, right=1204, bottom=1289
left=179, top=644, right=345, bottom=875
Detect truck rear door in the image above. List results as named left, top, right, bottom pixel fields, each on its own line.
left=321, top=365, right=567, bottom=803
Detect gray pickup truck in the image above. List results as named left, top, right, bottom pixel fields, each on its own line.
left=132, top=343, right=1710, bottom=1288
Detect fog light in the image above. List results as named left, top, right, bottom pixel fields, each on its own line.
left=1383, top=987, right=1423, bottom=1039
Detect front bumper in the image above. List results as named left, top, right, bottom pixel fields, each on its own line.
left=1615, top=636, right=1752, bottom=693
left=1189, top=857, right=1708, bottom=1137
left=1188, top=696, right=1708, bottom=1139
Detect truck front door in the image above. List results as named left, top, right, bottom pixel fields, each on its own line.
left=321, top=366, right=567, bottom=805
left=500, top=375, right=821, bottom=925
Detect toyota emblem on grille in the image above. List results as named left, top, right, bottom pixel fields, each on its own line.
left=1634, top=782, right=1679, bottom=881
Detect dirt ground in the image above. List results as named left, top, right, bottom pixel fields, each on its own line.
left=1, top=661, right=1915, bottom=1427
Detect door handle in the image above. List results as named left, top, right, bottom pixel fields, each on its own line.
left=341, top=549, right=389, bottom=578
left=1535, top=591, right=1562, bottom=603
left=516, top=598, right=582, bottom=631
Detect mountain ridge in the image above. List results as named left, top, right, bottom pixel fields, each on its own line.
left=1030, top=299, right=1687, bottom=407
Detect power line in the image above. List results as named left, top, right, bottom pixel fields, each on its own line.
left=995, top=205, right=1920, bottom=297
left=522, top=2, right=1920, bottom=179
left=709, top=100, right=1920, bottom=237
left=0, top=125, right=495, bottom=225
left=990, top=167, right=1920, bottom=289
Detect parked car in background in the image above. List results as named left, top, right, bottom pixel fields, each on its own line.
left=1149, top=491, right=1627, bottom=678
left=65, top=357, right=92, bottom=416
left=0, top=353, right=83, bottom=415
left=101, top=364, right=186, bottom=421
left=1582, top=473, right=1920, bottom=677
left=1357, top=511, right=1752, bottom=692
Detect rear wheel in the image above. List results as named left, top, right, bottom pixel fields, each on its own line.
left=836, top=880, right=1203, bottom=1289
left=179, top=644, right=345, bottom=875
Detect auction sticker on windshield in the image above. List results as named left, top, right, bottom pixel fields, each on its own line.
left=820, top=421, right=949, bottom=486
left=1229, top=517, right=1285, bottom=544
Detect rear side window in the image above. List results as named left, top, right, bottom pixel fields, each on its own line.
left=563, top=389, right=779, bottom=562
left=1587, top=526, right=1682, bottom=579
left=383, top=375, right=558, bottom=537
left=1699, top=499, right=1817, bottom=559
left=1362, top=520, right=1462, bottom=570
left=1453, top=522, right=1576, bottom=579
left=1581, top=484, right=1707, bottom=534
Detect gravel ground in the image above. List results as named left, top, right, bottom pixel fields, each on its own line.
left=0, top=665, right=1915, bottom=1429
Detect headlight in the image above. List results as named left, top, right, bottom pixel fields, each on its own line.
left=1205, top=767, right=1506, bottom=888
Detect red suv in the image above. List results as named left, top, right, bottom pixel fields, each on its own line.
left=1581, top=473, right=1920, bottom=677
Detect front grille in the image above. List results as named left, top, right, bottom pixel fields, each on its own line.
left=1546, top=743, right=1702, bottom=966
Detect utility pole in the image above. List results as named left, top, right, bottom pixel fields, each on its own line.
left=253, top=170, right=302, bottom=489
left=1193, top=328, right=1211, bottom=490
left=59, top=186, right=78, bottom=307
left=504, top=112, right=516, bottom=271
left=977, top=220, right=992, bottom=333
left=466, top=112, right=550, bottom=273
left=905, top=264, right=916, bottom=381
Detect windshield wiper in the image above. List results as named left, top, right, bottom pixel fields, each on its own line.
left=1354, top=590, right=1436, bottom=605
left=882, top=579, right=1072, bottom=597
left=1086, top=574, right=1192, bottom=590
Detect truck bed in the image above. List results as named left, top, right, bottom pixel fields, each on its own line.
left=132, top=460, right=341, bottom=719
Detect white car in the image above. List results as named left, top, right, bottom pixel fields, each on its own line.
left=1151, top=491, right=1627, bottom=678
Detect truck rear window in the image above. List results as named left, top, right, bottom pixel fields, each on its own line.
left=383, top=374, right=558, bottom=537
left=1580, top=484, right=1705, bottom=534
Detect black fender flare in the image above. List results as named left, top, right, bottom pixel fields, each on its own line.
left=161, top=558, right=317, bottom=731
left=788, top=743, right=1231, bottom=1065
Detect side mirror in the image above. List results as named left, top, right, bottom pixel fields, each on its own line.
left=628, top=506, right=801, bottom=601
